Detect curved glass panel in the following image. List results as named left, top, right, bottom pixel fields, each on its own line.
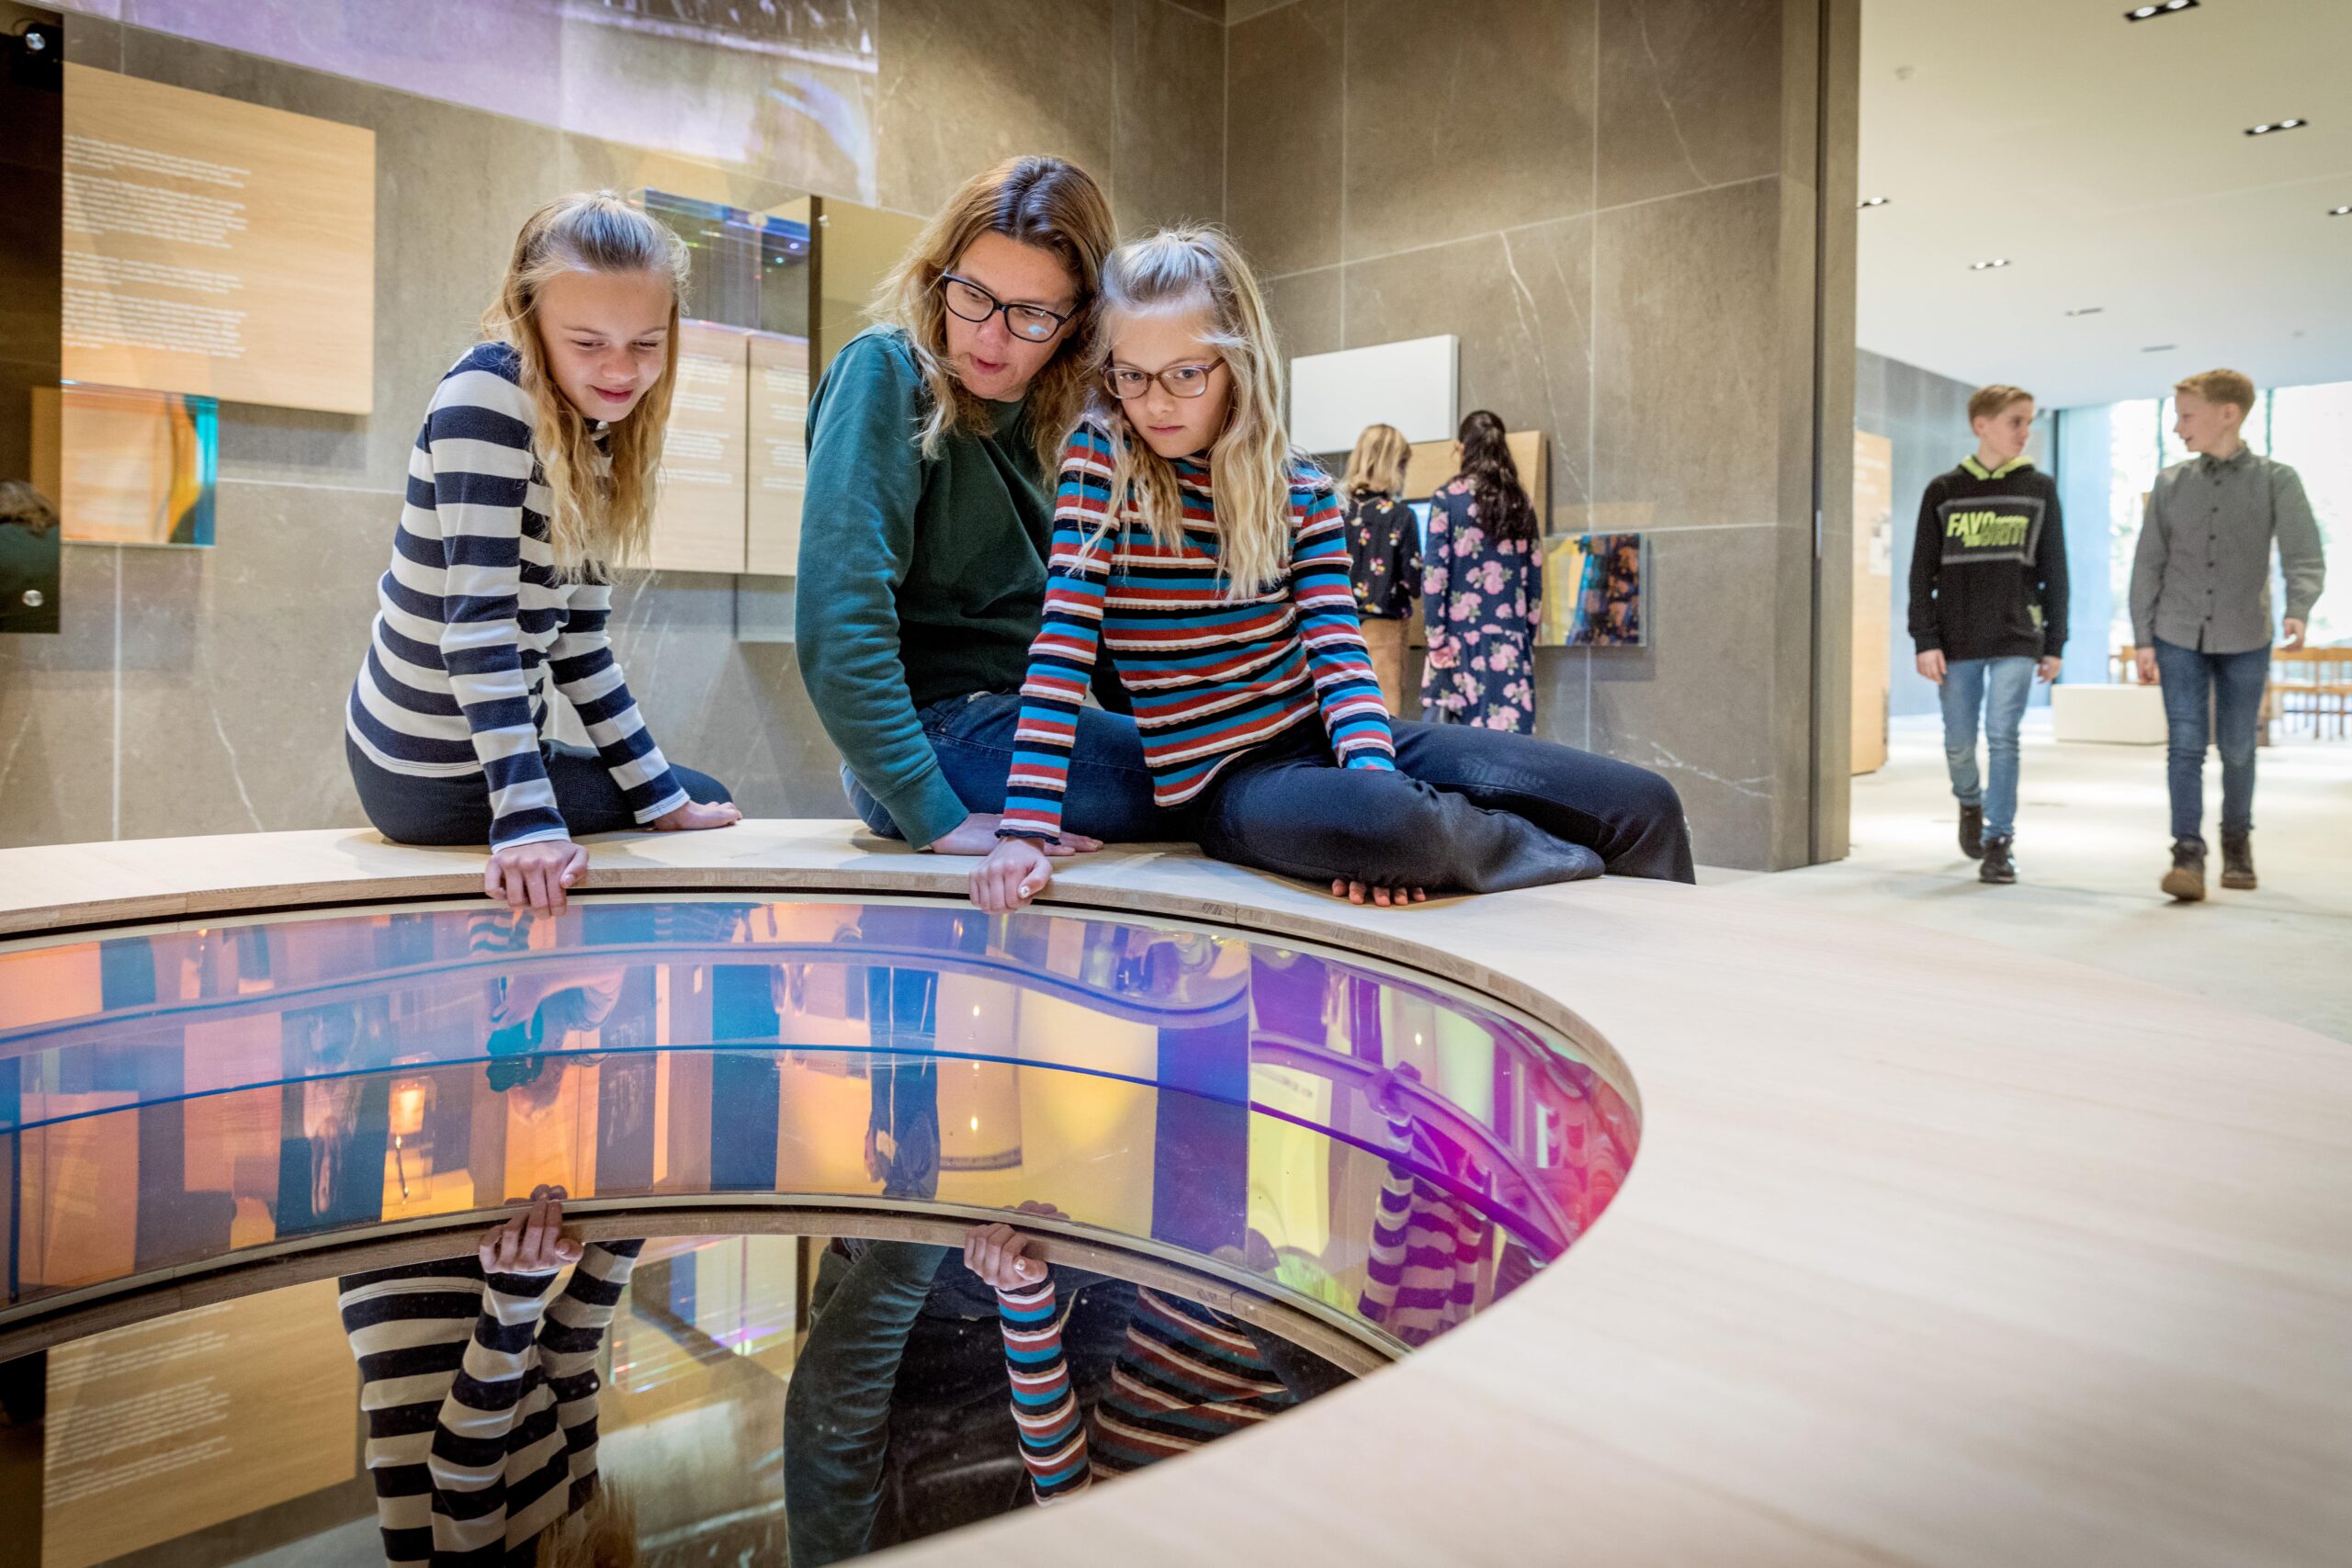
left=1, top=897, right=1635, bottom=1344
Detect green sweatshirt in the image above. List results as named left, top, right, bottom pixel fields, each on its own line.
left=795, top=326, right=1053, bottom=846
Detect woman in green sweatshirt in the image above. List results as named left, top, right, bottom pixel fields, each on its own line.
left=796, top=156, right=1694, bottom=886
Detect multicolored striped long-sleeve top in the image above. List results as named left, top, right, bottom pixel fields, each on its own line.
left=996, top=419, right=1396, bottom=843
left=338, top=1238, right=642, bottom=1567
left=993, top=1278, right=1299, bottom=1503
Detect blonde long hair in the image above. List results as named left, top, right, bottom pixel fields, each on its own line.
left=1090, top=226, right=1296, bottom=599
left=872, top=156, right=1115, bottom=478
left=1340, top=423, right=1409, bottom=500
left=481, top=192, right=688, bottom=580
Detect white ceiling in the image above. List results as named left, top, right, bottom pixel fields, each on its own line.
left=1857, top=0, right=2352, bottom=409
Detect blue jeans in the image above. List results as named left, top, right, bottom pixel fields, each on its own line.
left=843, top=691, right=1694, bottom=882
left=2153, top=637, right=2270, bottom=844
left=1937, top=656, right=2037, bottom=839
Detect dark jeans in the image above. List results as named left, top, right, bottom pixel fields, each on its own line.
left=346, top=733, right=732, bottom=846
left=2152, top=637, right=2270, bottom=845
left=1193, top=720, right=1601, bottom=893
left=845, top=693, right=1693, bottom=883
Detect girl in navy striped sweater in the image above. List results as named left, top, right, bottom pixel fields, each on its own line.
left=969, top=228, right=1601, bottom=913
left=346, top=193, right=739, bottom=914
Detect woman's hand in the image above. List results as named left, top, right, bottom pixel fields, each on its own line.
left=478, top=1185, right=583, bottom=1276
left=1916, top=649, right=1947, bottom=685
left=1425, top=639, right=1458, bottom=671
left=1329, top=878, right=1429, bottom=908
left=972, top=838, right=1056, bottom=912
left=926, top=812, right=1101, bottom=859
left=651, top=799, right=742, bottom=831
left=487, top=838, right=588, bottom=915
left=962, top=1221, right=1046, bottom=1292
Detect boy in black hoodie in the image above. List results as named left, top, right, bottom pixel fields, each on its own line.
left=1907, top=384, right=2068, bottom=885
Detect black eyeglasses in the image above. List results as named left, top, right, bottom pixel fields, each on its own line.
left=939, top=274, right=1074, bottom=342
left=1103, top=362, right=1224, bottom=400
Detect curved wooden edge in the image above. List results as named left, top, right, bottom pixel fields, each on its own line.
left=0, top=1200, right=1396, bottom=1379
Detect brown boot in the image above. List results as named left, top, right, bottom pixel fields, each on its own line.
left=2161, top=838, right=2206, bottom=903
left=2221, top=831, right=2256, bottom=891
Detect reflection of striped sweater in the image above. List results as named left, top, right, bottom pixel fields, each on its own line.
left=997, top=419, right=1395, bottom=843
left=338, top=1240, right=642, bottom=1566
left=1358, top=1112, right=1491, bottom=1347
left=994, top=1280, right=1297, bottom=1503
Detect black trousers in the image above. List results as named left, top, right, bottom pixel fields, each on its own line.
left=346, top=734, right=731, bottom=847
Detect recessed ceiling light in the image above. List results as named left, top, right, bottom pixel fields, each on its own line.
left=2064, top=307, right=2105, bottom=317
left=2332, top=205, right=2352, bottom=217
left=1969, top=258, right=2011, bottom=270
left=2141, top=344, right=2177, bottom=353
left=1858, top=196, right=1890, bottom=209
left=2245, top=118, right=2308, bottom=136
left=2123, top=0, right=2196, bottom=18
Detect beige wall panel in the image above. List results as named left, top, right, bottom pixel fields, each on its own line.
left=60, top=63, right=376, bottom=415
left=40, top=1280, right=358, bottom=1568
left=746, top=331, right=809, bottom=576
left=1851, top=430, right=1893, bottom=774
left=1402, top=431, right=1547, bottom=514
left=651, top=321, right=750, bottom=574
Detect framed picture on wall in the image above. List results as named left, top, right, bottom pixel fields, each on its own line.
left=1537, top=532, right=1646, bottom=648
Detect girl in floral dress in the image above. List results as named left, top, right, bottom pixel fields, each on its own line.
left=1421, top=409, right=1543, bottom=733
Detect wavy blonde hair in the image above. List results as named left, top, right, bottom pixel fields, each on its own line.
left=481, top=192, right=689, bottom=581
left=1088, top=226, right=1296, bottom=600
left=872, top=156, right=1115, bottom=478
left=1340, top=423, right=1410, bottom=500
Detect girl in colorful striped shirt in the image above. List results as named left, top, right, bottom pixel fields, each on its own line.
left=969, top=228, right=1602, bottom=913
left=346, top=193, right=740, bottom=916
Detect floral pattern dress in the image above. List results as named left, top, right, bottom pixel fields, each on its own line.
left=1419, top=477, right=1541, bottom=733
left=1342, top=492, right=1421, bottom=620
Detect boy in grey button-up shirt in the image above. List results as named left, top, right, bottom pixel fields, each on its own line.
left=2130, top=369, right=2325, bottom=902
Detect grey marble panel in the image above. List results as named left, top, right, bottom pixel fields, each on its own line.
left=1226, top=0, right=1341, bottom=278
left=1341, top=0, right=1598, bottom=258
left=1341, top=220, right=1595, bottom=507
left=1591, top=176, right=1784, bottom=530
left=1587, top=524, right=1792, bottom=869
left=1529, top=646, right=1593, bottom=752
left=1162, top=0, right=1226, bottom=28
left=119, top=30, right=566, bottom=496
left=60, top=9, right=122, bottom=66
left=112, top=480, right=385, bottom=840
left=1226, top=0, right=1296, bottom=20
left=1264, top=266, right=1341, bottom=365
left=1594, top=0, right=1782, bottom=210
left=0, top=542, right=119, bottom=848
left=1112, top=0, right=1227, bottom=233
left=875, top=0, right=1117, bottom=220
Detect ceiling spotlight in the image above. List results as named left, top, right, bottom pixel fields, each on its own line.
left=2245, top=118, right=2308, bottom=136
left=2332, top=206, right=2352, bottom=217
left=1858, top=196, right=1890, bottom=209
left=2123, top=0, right=2196, bottom=17
left=2064, top=307, right=2105, bottom=317
left=1969, top=258, right=2011, bottom=270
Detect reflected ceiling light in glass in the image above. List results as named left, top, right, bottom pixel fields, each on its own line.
left=1970, top=258, right=2012, bottom=270
left=2330, top=206, right=2352, bottom=217
left=2123, top=0, right=2196, bottom=18
left=2142, top=344, right=2178, bottom=353
left=1858, top=196, right=1890, bottom=209
left=2064, top=307, right=2105, bottom=316
left=2245, top=118, right=2307, bottom=136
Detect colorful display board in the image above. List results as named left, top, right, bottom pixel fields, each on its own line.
left=34, top=383, right=219, bottom=547
left=61, top=63, right=376, bottom=414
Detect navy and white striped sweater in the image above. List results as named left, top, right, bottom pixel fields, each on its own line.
left=346, top=344, right=685, bottom=849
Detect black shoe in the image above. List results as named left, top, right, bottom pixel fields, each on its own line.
left=2161, top=838, right=2207, bottom=902
left=1978, top=835, right=2016, bottom=885
left=1959, top=804, right=1985, bottom=861
left=2220, top=831, right=2256, bottom=890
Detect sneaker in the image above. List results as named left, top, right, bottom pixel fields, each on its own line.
left=2220, top=831, right=2256, bottom=890
left=2161, top=838, right=2206, bottom=903
left=1959, top=804, right=1985, bottom=861
left=1978, top=835, right=2016, bottom=885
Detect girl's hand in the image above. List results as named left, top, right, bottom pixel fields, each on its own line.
left=652, top=799, right=743, bottom=831
left=963, top=1221, right=1046, bottom=1292
left=488, top=838, right=588, bottom=914
left=1425, top=641, right=1457, bottom=671
left=971, top=838, right=1057, bottom=912
left=478, top=1185, right=584, bottom=1276
left=1329, top=878, right=1429, bottom=908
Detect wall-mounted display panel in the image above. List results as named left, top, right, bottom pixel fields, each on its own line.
left=653, top=319, right=752, bottom=574
left=1538, top=533, right=1647, bottom=648
left=1289, top=334, right=1459, bottom=453
left=2, top=3, right=63, bottom=636
left=34, top=382, right=218, bottom=547
left=61, top=62, right=375, bottom=414
left=746, top=329, right=808, bottom=575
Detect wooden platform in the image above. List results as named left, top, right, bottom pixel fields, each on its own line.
left=3, top=823, right=2347, bottom=1566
